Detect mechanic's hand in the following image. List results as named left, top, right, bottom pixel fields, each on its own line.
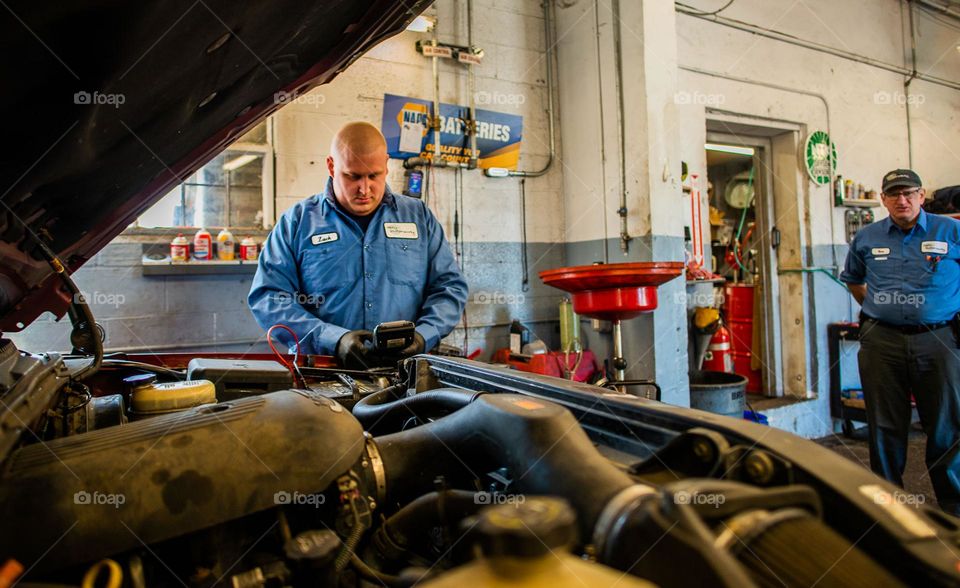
left=336, top=330, right=373, bottom=369
left=393, top=332, right=426, bottom=359
left=371, top=332, right=426, bottom=368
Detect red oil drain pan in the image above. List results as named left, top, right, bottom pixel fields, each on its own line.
left=539, top=262, right=685, bottom=321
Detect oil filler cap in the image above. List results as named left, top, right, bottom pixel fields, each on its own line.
left=472, top=497, right=578, bottom=558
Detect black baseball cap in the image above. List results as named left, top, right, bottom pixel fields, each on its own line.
left=882, top=169, right=922, bottom=193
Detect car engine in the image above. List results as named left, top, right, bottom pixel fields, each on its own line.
left=0, top=339, right=958, bottom=588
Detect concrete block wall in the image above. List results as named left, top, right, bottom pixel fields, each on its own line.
left=8, top=241, right=267, bottom=353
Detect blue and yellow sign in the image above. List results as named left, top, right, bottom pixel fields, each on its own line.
left=381, top=93, right=523, bottom=170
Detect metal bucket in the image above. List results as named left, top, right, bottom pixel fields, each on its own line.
left=689, top=370, right=748, bottom=418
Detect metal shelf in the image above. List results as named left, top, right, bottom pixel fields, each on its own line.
left=141, top=257, right=258, bottom=276
left=840, top=198, right=881, bottom=208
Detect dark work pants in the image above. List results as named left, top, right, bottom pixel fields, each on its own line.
left=858, top=320, right=960, bottom=515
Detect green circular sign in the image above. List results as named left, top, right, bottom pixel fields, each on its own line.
left=805, top=130, right=837, bottom=186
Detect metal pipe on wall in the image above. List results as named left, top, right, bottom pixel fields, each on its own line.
left=915, top=0, right=960, bottom=20
left=593, top=0, right=610, bottom=263
left=904, top=0, right=918, bottom=169
left=484, top=0, right=556, bottom=178
left=431, top=26, right=442, bottom=166
left=467, top=0, right=478, bottom=168
left=675, top=4, right=960, bottom=92
left=611, top=0, right=631, bottom=254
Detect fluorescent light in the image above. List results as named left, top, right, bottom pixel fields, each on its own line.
left=705, top=143, right=755, bottom=156
left=223, top=154, right=258, bottom=171
left=406, top=15, right=436, bottom=32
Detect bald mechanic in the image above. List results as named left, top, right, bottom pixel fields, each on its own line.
left=249, top=121, right=467, bottom=367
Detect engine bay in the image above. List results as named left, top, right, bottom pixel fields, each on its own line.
left=1, top=341, right=959, bottom=587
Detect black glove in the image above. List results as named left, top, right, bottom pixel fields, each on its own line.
left=336, top=330, right=373, bottom=369
left=393, top=332, right=426, bottom=359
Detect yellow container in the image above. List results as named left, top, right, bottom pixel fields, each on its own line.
left=217, top=228, right=236, bottom=260
left=130, top=380, right=216, bottom=415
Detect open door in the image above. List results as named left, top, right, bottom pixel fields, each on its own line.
left=705, top=133, right=783, bottom=397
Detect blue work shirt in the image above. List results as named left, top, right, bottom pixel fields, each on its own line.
left=840, top=209, right=960, bottom=325
left=248, top=178, right=468, bottom=355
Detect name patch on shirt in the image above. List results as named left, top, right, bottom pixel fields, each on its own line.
left=311, top=232, right=339, bottom=245
left=383, top=223, right=419, bottom=239
left=921, top=241, right=948, bottom=255
left=871, top=247, right=890, bottom=256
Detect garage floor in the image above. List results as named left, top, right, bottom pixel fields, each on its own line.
left=816, top=425, right=937, bottom=508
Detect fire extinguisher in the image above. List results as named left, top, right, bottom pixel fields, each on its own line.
left=703, top=324, right=733, bottom=373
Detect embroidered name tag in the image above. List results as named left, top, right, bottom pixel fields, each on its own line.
left=311, top=232, right=339, bottom=245
left=384, top=223, right=419, bottom=239
left=871, top=247, right=890, bottom=256
left=921, top=241, right=948, bottom=255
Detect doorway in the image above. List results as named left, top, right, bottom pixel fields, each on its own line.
left=704, top=132, right=783, bottom=397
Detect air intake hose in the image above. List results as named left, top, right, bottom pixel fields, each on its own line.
left=353, top=387, right=483, bottom=435
left=374, top=394, right=636, bottom=541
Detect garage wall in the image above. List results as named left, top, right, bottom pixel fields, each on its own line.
left=674, top=0, right=960, bottom=436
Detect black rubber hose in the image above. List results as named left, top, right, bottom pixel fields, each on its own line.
left=353, top=388, right=484, bottom=435
left=373, top=490, right=481, bottom=565
left=374, top=394, right=635, bottom=542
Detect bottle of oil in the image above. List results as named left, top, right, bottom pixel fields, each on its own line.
left=217, top=227, right=236, bottom=260
left=558, top=299, right=580, bottom=352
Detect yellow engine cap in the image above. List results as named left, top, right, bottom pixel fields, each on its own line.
left=130, top=379, right=217, bottom=414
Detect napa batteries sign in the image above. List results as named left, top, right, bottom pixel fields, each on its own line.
left=381, top=93, right=523, bottom=169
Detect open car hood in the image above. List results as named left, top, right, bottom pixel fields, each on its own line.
left=0, top=0, right=430, bottom=331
